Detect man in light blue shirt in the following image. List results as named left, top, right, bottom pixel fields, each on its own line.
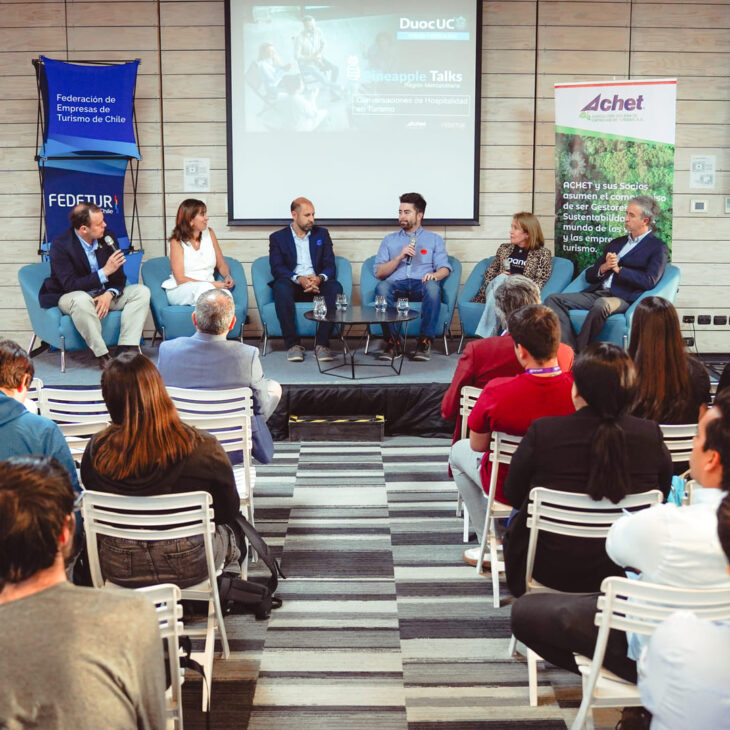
left=373, top=193, right=452, bottom=361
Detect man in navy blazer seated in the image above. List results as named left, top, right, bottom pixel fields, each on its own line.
left=38, top=202, right=150, bottom=368
left=545, top=195, right=668, bottom=351
left=269, top=197, right=342, bottom=362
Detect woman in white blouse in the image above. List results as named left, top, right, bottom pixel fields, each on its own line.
left=162, top=199, right=234, bottom=305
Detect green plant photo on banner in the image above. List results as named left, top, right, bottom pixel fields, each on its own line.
left=555, top=131, right=674, bottom=273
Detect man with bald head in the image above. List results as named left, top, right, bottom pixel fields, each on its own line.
left=269, top=197, right=342, bottom=362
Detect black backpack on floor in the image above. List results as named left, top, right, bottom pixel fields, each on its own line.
left=216, top=514, right=285, bottom=620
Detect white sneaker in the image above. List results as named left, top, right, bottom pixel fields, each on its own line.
left=463, top=547, right=490, bottom=568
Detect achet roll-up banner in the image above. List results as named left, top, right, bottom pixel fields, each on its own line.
left=35, top=56, right=140, bottom=253
left=554, top=79, right=676, bottom=273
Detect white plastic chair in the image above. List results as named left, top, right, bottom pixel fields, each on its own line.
left=58, top=420, right=109, bottom=465
left=167, top=387, right=255, bottom=526
left=38, top=386, right=109, bottom=423
left=476, top=431, right=520, bottom=607
left=571, top=576, right=730, bottom=730
left=517, top=487, right=663, bottom=706
left=136, top=583, right=185, bottom=729
left=82, top=490, right=230, bottom=712
left=26, top=377, right=44, bottom=413
left=659, top=423, right=696, bottom=463
left=457, top=385, right=482, bottom=542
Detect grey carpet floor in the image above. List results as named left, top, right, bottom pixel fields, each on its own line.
left=181, top=437, right=621, bottom=729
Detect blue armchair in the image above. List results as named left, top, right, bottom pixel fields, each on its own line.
left=141, top=256, right=248, bottom=342
left=19, top=262, right=123, bottom=372
left=456, top=255, right=575, bottom=352
left=560, top=263, right=681, bottom=348
left=359, top=255, right=462, bottom=354
left=252, top=255, right=353, bottom=355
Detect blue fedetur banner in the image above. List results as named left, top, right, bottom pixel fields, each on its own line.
left=41, top=158, right=131, bottom=249
left=38, top=56, right=140, bottom=158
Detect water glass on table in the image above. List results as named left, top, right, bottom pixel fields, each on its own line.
left=374, top=295, right=387, bottom=313
left=397, top=298, right=409, bottom=316
left=313, top=295, right=326, bottom=319
left=336, top=293, right=348, bottom=311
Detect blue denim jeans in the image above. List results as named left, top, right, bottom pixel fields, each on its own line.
left=375, top=277, right=443, bottom=340
left=98, top=524, right=239, bottom=589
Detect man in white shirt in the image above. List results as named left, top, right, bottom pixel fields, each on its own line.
left=510, top=388, right=730, bottom=683
left=637, top=492, right=730, bottom=730
left=546, top=196, right=668, bottom=350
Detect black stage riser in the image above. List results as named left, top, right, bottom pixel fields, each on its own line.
left=268, top=382, right=452, bottom=440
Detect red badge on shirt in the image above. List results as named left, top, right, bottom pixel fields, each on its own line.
left=421, top=249, right=428, bottom=255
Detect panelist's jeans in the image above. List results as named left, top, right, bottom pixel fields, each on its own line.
left=545, top=289, right=629, bottom=351
left=272, top=278, right=342, bottom=348
left=375, top=277, right=442, bottom=341
left=449, top=438, right=487, bottom=541
left=58, top=284, right=151, bottom=356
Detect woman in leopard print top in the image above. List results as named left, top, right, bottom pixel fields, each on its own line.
left=471, top=212, right=552, bottom=336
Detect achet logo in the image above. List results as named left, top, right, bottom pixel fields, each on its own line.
left=581, top=93, right=645, bottom=112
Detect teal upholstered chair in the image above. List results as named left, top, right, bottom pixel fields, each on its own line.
left=560, top=263, right=681, bottom=348
left=251, top=255, right=353, bottom=354
left=359, top=255, right=462, bottom=354
left=456, top=256, right=575, bottom=352
left=141, top=256, right=248, bottom=342
left=19, top=262, right=124, bottom=372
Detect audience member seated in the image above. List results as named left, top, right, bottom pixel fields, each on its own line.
left=511, top=388, right=730, bottom=686
left=0, top=455, right=166, bottom=727
left=449, top=305, right=575, bottom=567
left=441, top=276, right=574, bottom=441
left=80, top=353, right=245, bottom=588
left=158, top=289, right=281, bottom=463
left=162, top=198, right=235, bottom=306
left=637, top=492, right=730, bottom=730
left=470, top=212, right=553, bottom=337
left=502, top=343, right=672, bottom=597
left=0, top=338, right=79, bottom=493
left=629, top=296, right=710, bottom=426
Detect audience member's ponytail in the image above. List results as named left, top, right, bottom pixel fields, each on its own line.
left=572, top=343, right=637, bottom=503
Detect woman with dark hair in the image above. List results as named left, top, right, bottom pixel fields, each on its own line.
left=80, top=353, right=243, bottom=587
left=162, top=198, right=235, bottom=306
left=471, top=212, right=553, bottom=337
left=502, top=342, right=672, bottom=597
left=629, top=296, right=710, bottom=424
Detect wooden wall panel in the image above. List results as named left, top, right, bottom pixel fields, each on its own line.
left=0, top=0, right=728, bottom=352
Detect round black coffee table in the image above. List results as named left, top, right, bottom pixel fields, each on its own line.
left=304, top=305, right=418, bottom=379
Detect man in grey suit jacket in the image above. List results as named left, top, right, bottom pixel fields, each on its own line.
left=157, top=289, right=281, bottom=421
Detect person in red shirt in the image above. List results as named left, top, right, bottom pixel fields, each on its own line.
left=441, top=276, right=574, bottom=441
left=449, top=304, right=575, bottom=566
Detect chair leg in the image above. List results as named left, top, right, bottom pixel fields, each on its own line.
left=507, top=634, right=517, bottom=657
left=364, top=326, right=371, bottom=354
left=260, top=324, right=269, bottom=356
left=462, top=504, right=470, bottom=543
left=622, top=332, right=628, bottom=350
left=442, top=324, right=450, bottom=356
left=527, top=648, right=538, bottom=706
left=60, top=336, right=66, bottom=373
left=457, top=331, right=465, bottom=354
left=27, top=333, right=37, bottom=354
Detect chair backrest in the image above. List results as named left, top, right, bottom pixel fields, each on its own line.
left=58, top=420, right=110, bottom=464
left=167, top=386, right=254, bottom=498
left=26, top=377, right=44, bottom=413
left=524, top=488, right=663, bottom=590
left=39, top=387, right=109, bottom=423
left=135, top=583, right=184, bottom=729
left=486, top=431, right=522, bottom=507
left=660, top=422, right=696, bottom=463
left=459, top=385, right=482, bottom=440
left=541, top=256, right=575, bottom=300
left=81, top=490, right=217, bottom=589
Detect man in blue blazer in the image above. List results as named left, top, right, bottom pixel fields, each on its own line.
left=38, top=202, right=150, bottom=368
left=546, top=196, right=669, bottom=350
left=269, top=197, right=342, bottom=362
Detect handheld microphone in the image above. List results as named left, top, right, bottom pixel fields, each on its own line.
left=103, top=234, right=117, bottom=252
left=404, top=235, right=417, bottom=265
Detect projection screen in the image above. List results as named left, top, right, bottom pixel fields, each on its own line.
left=225, top=1, right=481, bottom=225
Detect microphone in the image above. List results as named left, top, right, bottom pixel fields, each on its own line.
left=404, top=235, right=416, bottom=265
left=103, top=234, right=117, bottom=252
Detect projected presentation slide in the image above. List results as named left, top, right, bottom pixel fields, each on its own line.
left=227, top=0, right=481, bottom=224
